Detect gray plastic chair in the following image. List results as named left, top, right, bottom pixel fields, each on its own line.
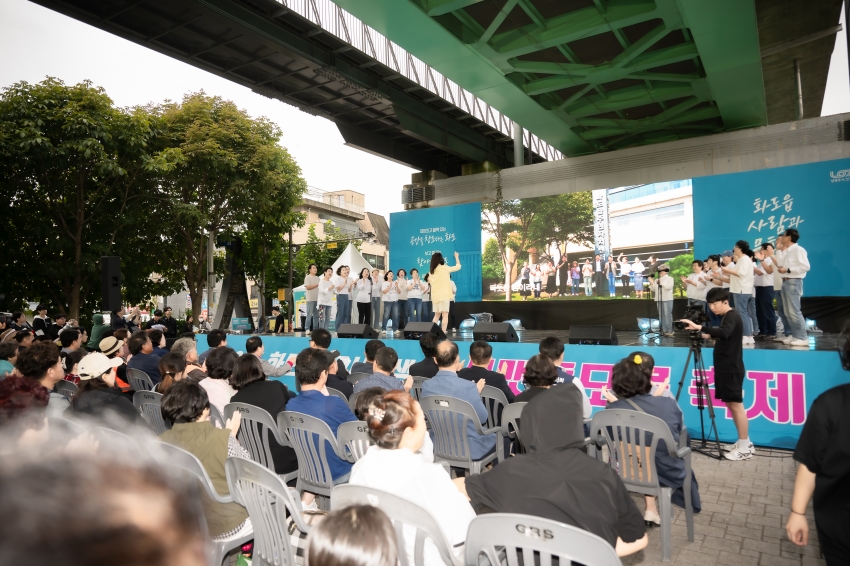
left=159, top=443, right=254, bottom=566
left=327, top=387, right=348, bottom=402
left=410, top=376, right=430, bottom=401
left=419, top=396, right=499, bottom=475
left=127, top=368, right=154, bottom=391
left=278, top=410, right=343, bottom=504
left=347, top=372, right=370, bottom=385
left=348, top=390, right=364, bottom=414
left=208, top=403, right=225, bottom=429
left=589, top=409, right=694, bottom=562
left=331, top=484, right=458, bottom=566
left=48, top=416, right=87, bottom=438
left=465, top=513, right=622, bottom=566
left=224, top=402, right=298, bottom=484
left=479, top=385, right=508, bottom=430
left=54, top=380, right=78, bottom=400
left=497, top=401, right=527, bottom=463
left=336, top=420, right=374, bottom=463
left=133, top=390, right=171, bottom=435
left=225, top=456, right=311, bottom=566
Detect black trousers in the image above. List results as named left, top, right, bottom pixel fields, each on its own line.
left=357, top=302, right=371, bottom=326
left=594, top=272, right=606, bottom=296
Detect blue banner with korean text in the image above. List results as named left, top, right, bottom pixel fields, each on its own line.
left=692, top=158, right=850, bottom=296
left=389, top=203, right=483, bottom=302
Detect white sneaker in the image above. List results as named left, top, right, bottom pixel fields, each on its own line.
left=724, top=441, right=755, bottom=454
left=781, top=335, right=795, bottom=344
left=724, top=445, right=753, bottom=461
left=788, top=338, right=809, bottom=347
left=773, top=335, right=787, bottom=342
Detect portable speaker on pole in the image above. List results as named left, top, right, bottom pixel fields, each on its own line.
left=336, top=324, right=379, bottom=339
left=403, top=322, right=446, bottom=340
left=568, top=325, right=618, bottom=345
left=472, top=322, right=519, bottom=343
left=100, top=256, right=122, bottom=312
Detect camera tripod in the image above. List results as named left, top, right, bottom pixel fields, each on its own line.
left=675, top=335, right=724, bottom=459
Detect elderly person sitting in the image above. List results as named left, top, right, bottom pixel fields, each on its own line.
left=515, top=354, right=557, bottom=403
left=352, top=347, right=412, bottom=394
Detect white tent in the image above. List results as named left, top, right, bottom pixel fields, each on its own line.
left=331, top=242, right=373, bottom=277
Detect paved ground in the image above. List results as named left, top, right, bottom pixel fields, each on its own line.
left=621, top=447, right=824, bottom=565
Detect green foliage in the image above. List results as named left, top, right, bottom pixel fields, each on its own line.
left=482, top=237, right=504, bottom=280
left=293, top=222, right=362, bottom=283
left=526, top=193, right=594, bottom=254
left=668, top=253, right=695, bottom=296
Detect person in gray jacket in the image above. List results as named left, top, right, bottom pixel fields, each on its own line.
left=245, top=336, right=292, bottom=378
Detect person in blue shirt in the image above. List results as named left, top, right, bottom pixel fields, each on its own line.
left=420, top=340, right=496, bottom=460
left=287, top=347, right=358, bottom=509
left=353, top=347, right=412, bottom=394
left=126, top=331, right=162, bottom=384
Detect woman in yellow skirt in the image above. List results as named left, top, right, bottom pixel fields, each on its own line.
left=428, top=251, right=461, bottom=333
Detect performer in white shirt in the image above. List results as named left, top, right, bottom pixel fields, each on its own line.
left=370, top=269, right=383, bottom=330
left=333, top=265, right=354, bottom=328
left=317, top=267, right=336, bottom=330
left=722, top=241, right=756, bottom=345
left=701, top=255, right=722, bottom=326
left=381, top=271, right=401, bottom=334
left=631, top=257, right=645, bottom=298
left=618, top=254, right=631, bottom=296
left=753, top=243, right=777, bottom=339
left=681, top=259, right=707, bottom=311
left=655, top=265, right=675, bottom=336
left=354, top=268, right=373, bottom=326
left=773, top=229, right=811, bottom=347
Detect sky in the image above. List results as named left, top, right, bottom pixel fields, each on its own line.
left=1, top=0, right=849, bottom=223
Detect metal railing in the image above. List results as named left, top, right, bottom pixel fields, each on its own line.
left=302, top=186, right=365, bottom=215
left=277, top=0, right=563, bottom=162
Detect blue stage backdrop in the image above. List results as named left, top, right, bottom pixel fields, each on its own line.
left=693, top=157, right=850, bottom=297
left=200, top=336, right=849, bottom=450
left=389, top=203, right=482, bottom=302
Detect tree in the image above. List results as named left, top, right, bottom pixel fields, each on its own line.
left=0, top=78, right=179, bottom=319
left=482, top=237, right=504, bottom=281
left=526, top=193, right=594, bottom=256
left=293, top=222, right=363, bottom=282
left=668, top=253, right=695, bottom=296
left=481, top=198, right=541, bottom=301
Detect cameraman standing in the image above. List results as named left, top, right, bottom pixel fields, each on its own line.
left=679, top=287, right=752, bottom=461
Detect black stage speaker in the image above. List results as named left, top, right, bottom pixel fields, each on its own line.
left=473, top=322, right=519, bottom=343
left=403, top=322, right=446, bottom=340
left=100, top=256, right=122, bottom=312
left=336, top=324, right=378, bottom=339
left=568, top=325, right=618, bottom=345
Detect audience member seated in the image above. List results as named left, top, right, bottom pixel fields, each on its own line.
left=87, top=313, right=111, bottom=351
left=112, top=328, right=130, bottom=360
left=99, top=336, right=130, bottom=390
left=230, top=354, right=298, bottom=476
left=350, top=390, right=474, bottom=564
left=47, top=313, right=68, bottom=341
left=407, top=332, right=441, bottom=378
left=15, top=341, right=69, bottom=416
left=539, top=336, right=591, bottom=418
left=306, top=505, right=397, bottom=566
left=0, top=342, right=17, bottom=378
left=159, top=381, right=251, bottom=540
left=246, top=336, right=292, bottom=378
left=515, top=354, right=557, bottom=403
left=155, top=352, right=187, bottom=394
left=198, top=329, right=228, bottom=365
left=170, top=337, right=205, bottom=380
left=603, top=353, right=702, bottom=525
left=199, top=347, right=238, bottom=418
left=308, top=328, right=352, bottom=398
left=420, top=340, right=496, bottom=460
left=456, top=382, right=649, bottom=558
left=353, top=386, right=385, bottom=420
left=458, top=340, right=515, bottom=402
left=148, top=329, right=169, bottom=357
left=350, top=339, right=386, bottom=375
left=353, top=347, right=412, bottom=394
left=71, top=352, right=148, bottom=429
left=61, top=349, right=85, bottom=384
left=0, top=375, right=49, bottom=445
left=127, top=331, right=162, bottom=384
left=59, top=328, right=84, bottom=354
left=15, top=331, right=34, bottom=349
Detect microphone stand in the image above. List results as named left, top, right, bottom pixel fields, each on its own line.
left=638, top=274, right=660, bottom=342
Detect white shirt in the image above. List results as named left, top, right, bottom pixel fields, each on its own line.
left=318, top=279, right=336, bottom=306
left=334, top=275, right=353, bottom=296
left=350, top=446, right=475, bottom=565
left=407, top=278, right=424, bottom=299
left=619, top=261, right=630, bottom=274
left=370, top=276, right=383, bottom=299
left=304, top=274, right=320, bottom=302
left=382, top=280, right=399, bottom=302
left=754, top=257, right=772, bottom=287
left=631, top=261, right=645, bottom=275
left=729, top=255, right=753, bottom=294
left=685, top=273, right=706, bottom=301
left=657, top=274, right=674, bottom=301
left=721, top=261, right=734, bottom=288
left=199, top=378, right=236, bottom=423
left=397, top=277, right=409, bottom=300
left=780, top=243, right=810, bottom=279
left=422, top=281, right=431, bottom=302
left=450, top=280, right=457, bottom=300
left=354, top=278, right=372, bottom=303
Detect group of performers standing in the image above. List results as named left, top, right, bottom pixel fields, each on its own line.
left=519, top=254, right=656, bottom=299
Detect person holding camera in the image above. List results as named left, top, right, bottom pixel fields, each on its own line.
left=678, top=287, right=751, bottom=461
left=655, top=264, right=675, bottom=336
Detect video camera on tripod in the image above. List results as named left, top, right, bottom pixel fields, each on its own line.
left=675, top=305, right=709, bottom=334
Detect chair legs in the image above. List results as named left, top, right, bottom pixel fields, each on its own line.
left=659, top=487, right=673, bottom=562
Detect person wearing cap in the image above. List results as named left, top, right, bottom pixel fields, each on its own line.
left=309, top=328, right=352, bottom=398
left=99, top=336, right=131, bottom=390
left=70, top=352, right=146, bottom=429
left=714, top=250, right=735, bottom=289
left=654, top=263, right=675, bottom=336
left=15, top=341, right=69, bottom=416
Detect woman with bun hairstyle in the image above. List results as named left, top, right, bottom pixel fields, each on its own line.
left=348, top=390, right=474, bottom=565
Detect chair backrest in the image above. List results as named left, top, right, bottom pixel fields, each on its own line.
left=347, top=372, right=370, bottom=385
left=48, top=416, right=87, bottom=438
left=465, top=513, right=622, bottom=566
left=409, top=376, right=429, bottom=402
left=92, top=426, right=136, bottom=447
left=419, top=395, right=485, bottom=466
left=278, top=411, right=339, bottom=494
left=224, top=402, right=286, bottom=472
left=479, top=385, right=509, bottom=429
left=133, top=390, right=171, bottom=435
left=499, top=402, right=527, bottom=453
left=159, top=442, right=231, bottom=503
left=127, top=368, right=154, bottom=392
left=336, top=420, right=374, bottom=463
left=589, top=409, right=678, bottom=490
left=348, top=390, right=364, bottom=414
left=208, top=403, right=225, bottom=429
left=327, top=387, right=348, bottom=402
left=54, top=380, right=79, bottom=400
left=331, top=484, right=457, bottom=566
left=225, top=457, right=310, bottom=566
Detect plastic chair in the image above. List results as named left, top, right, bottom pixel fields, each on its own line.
left=409, top=376, right=430, bottom=402
left=223, top=403, right=298, bottom=484
left=327, top=387, right=348, bottom=402
left=465, top=513, right=622, bottom=566
left=479, top=385, right=508, bottom=429
left=348, top=390, right=364, bottom=414
left=225, top=456, right=311, bottom=566
left=331, top=484, right=459, bottom=566
left=589, top=409, right=694, bottom=562
left=127, top=368, right=154, bottom=391
left=419, top=396, right=499, bottom=475
left=133, top=390, right=171, bottom=435
left=48, top=416, right=87, bottom=438
left=278, top=411, right=343, bottom=504
left=496, top=402, right=527, bottom=463
left=159, top=444, right=254, bottom=566
left=208, top=403, right=225, bottom=429
left=336, top=420, right=374, bottom=463
left=347, top=372, right=370, bottom=385
left=54, top=380, right=78, bottom=400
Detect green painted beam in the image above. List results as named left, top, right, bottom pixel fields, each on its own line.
left=424, top=0, right=482, bottom=17
left=578, top=106, right=721, bottom=139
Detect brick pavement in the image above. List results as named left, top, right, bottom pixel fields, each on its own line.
left=620, top=448, right=825, bottom=566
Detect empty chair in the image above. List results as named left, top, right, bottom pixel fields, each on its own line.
left=479, top=385, right=508, bottom=430
left=465, top=513, right=622, bottom=566
left=496, top=401, right=527, bottom=462
left=589, top=409, right=695, bottom=562
left=409, top=376, right=429, bottom=402
left=278, top=411, right=343, bottom=503
left=347, top=372, right=370, bottom=385
left=159, top=443, right=253, bottom=566
left=327, top=387, right=348, bottom=402
left=419, top=396, right=499, bottom=475
left=331, top=484, right=459, bottom=566
left=127, top=368, right=154, bottom=392
left=336, top=420, right=374, bottom=463
left=54, top=380, right=78, bottom=401
left=133, top=390, right=171, bottom=435
left=223, top=402, right=298, bottom=484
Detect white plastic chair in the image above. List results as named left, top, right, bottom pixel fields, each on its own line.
left=479, top=385, right=508, bottom=430
left=327, top=387, right=348, bottom=402
left=278, top=410, right=345, bottom=506
left=419, top=396, right=499, bottom=475
left=127, top=368, right=154, bottom=391
left=336, top=420, right=374, bottom=463
left=132, top=390, right=171, bottom=435
left=409, top=376, right=430, bottom=402
left=54, top=380, right=78, bottom=400
left=496, top=401, right=527, bottom=462
left=223, top=402, right=298, bottom=484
